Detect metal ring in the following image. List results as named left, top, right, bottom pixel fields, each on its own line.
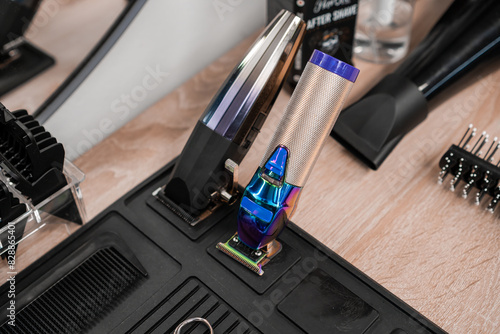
left=173, top=317, right=214, bottom=334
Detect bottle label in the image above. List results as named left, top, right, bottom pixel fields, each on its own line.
left=268, top=0, right=358, bottom=84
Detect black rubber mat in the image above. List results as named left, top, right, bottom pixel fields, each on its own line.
left=0, top=160, right=446, bottom=333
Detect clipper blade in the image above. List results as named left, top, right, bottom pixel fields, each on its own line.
left=216, top=233, right=281, bottom=276
left=154, top=187, right=198, bottom=226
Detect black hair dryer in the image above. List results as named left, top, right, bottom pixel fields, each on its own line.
left=331, top=0, right=500, bottom=170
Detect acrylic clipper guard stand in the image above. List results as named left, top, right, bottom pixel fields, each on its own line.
left=0, top=161, right=85, bottom=258
left=0, top=12, right=446, bottom=334
left=0, top=104, right=86, bottom=260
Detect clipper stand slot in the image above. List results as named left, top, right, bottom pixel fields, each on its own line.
left=154, top=158, right=240, bottom=227
left=208, top=229, right=301, bottom=294
left=148, top=159, right=241, bottom=241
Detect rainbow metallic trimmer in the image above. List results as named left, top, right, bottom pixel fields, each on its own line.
left=217, top=50, right=359, bottom=275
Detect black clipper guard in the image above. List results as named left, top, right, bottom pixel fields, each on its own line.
left=0, top=103, right=66, bottom=204
left=0, top=180, right=27, bottom=259
left=0, top=103, right=85, bottom=226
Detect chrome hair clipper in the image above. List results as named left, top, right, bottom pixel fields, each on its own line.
left=158, top=10, right=306, bottom=224
left=218, top=50, right=359, bottom=275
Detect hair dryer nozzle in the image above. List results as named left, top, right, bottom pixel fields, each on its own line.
left=331, top=74, right=428, bottom=170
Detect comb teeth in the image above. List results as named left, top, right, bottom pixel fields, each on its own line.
left=0, top=247, right=144, bottom=332
left=438, top=125, right=500, bottom=213
left=0, top=103, right=66, bottom=204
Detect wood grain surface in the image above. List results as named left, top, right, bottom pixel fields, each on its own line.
left=1, top=0, right=499, bottom=333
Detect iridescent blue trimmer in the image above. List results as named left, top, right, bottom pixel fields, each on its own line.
left=217, top=50, right=359, bottom=275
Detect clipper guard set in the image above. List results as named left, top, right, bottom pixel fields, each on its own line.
left=0, top=103, right=85, bottom=259
left=0, top=104, right=66, bottom=203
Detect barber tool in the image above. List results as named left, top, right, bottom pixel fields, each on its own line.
left=157, top=10, right=306, bottom=225
left=0, top=102, right=64, bottom=259
left=0, top=101, right=68, bottom=258
left=0, top=103, right=66, bottom=204
left=332, top=0, right=500, bottom=170
left=217, top=50, right=359, bottom=275
left=438, top=125, right=500, bottom=212
left=0, top=0, right=54, bottom=96
left=0, top=103, right=84, bottom=226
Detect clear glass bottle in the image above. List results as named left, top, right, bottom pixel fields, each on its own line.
left=354, top=0, right=415, bottom=64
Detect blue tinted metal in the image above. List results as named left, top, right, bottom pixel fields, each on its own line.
left=200, top=12, right=302, bottom=140
left=240, top=196, right=273, bottom=223
left=264, top=145, right=288, bottom=180
left=237, top=168, right=301, bottom=249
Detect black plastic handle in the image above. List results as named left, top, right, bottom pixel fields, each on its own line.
left=395, top=0, right=495, bottom=78
left=414, top=5, right=500, bottom=99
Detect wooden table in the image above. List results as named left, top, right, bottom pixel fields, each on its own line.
left=2, top=1, right=499, bottom=333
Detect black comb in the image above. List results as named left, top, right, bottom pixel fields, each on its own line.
left=0, top=247, right=144, bottom=333
left=0, top=102, right=66, bottom=205
left=438, top=124, right=500, bottom=212
left=0, top=180, right=27, bottom=259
